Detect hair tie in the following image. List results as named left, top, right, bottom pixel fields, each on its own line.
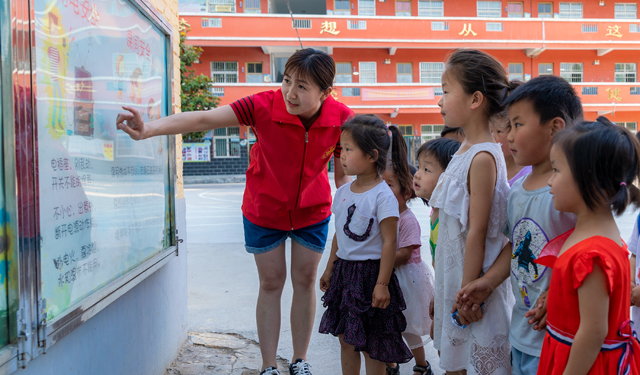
left=621, top=182, right=627, bottom=187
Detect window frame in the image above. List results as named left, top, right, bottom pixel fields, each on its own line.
left=538, top=2, right=553, bottom=17
left=538, top=63, right=554, bottom=76
left=617, top=122, right=637, bottom=133
left=213, top=127, right=241, bottom=158
left=245, top=62, right=263, bottom=83
left=335, top=62, right=353, bottom=84
left=334, top=0, right=351, bottom=15
left=358, top=0, right=376, bottom=15
left=615, top=3, right=637, bottom=19
left=395, top=0, right=412, bottom=16
left=558, top=2, right=583, bottom=19
left=477, top=1, right=502, bottom=17
left=508, top=63, right=524, bottom=81
left=421, top=124, right=444, bottom=142
left=359, top=62, right=377, bottom=84
left=396, top=63, right=413, bottom=83
left=418, top=0, right=444, bottom=17
left=419, top=62, right=445, bottom=84
left=244, top=0, right=261, bottom=13
left=560, top=62, right=584, bottom=82
left=615, top=63, right=637, bottom=83
left=507, top=2, right=524, bottom=17
left=211, top=61, right=238, bottom=84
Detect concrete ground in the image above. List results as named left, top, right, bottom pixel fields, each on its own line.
left=172, top=178, right=639, bottom=375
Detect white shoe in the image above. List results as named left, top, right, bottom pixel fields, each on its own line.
left=289, top=359, right=312, bottom=375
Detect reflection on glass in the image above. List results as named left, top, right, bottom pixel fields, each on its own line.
left=34, top=0, right=171, bottom=321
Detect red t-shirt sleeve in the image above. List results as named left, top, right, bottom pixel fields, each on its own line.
left=333, top=142, right=341, bottom=158
left=230, top=95, right=255, bottom=127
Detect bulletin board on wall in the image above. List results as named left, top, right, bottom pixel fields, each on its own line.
left=30, top=0, right=178, bottom=352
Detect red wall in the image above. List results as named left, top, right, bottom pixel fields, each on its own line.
left=193, top=47, right=270, bottom=82
left=326, top=0, right=640, bottom=18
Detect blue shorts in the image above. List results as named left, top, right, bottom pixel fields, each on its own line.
left=511, top=346, right=540, bottom=375
left=243, top=215, right=330, bottom=254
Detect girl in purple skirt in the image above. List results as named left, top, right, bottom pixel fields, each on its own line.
left=319, top=115, right=413, bottom=374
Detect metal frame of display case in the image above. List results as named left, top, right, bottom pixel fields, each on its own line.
left=3, top=0, right=179, bottom=369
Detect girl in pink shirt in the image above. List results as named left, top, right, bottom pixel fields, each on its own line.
left=382, top=126, right=436, bottom=375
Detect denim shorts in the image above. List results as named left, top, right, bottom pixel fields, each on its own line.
left=511, top=346, right=540, bottom=375
left=243, top=215, right=330, bottom=254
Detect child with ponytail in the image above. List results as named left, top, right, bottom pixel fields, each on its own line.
left=535, top=117, right=640, bottom=374
left=319, top=115, right=412, bottom=375
left=382, top=126, right=436, bottom=375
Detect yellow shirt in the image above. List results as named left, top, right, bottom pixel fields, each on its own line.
left=429, top=210, right=439, bottom=267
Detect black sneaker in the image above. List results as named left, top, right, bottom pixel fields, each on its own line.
left=289, top=358, right=312, bottom=375
left=260, top=367, right=281, bottom=375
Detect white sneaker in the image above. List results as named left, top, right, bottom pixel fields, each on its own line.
left=289, top=359, right=312, bottom=375
left=260, top=367, right=281, bottom=375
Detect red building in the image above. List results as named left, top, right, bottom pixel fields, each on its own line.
left=179, top=0, right=640, bottom=175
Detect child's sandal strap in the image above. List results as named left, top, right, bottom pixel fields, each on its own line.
left=385, top=363, right=400, bottom=375
left=412, top=364, right=433, bottom=375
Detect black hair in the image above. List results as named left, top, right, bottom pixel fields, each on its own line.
left=341, top=114, right=390, bottom=176
left=416, top=137, right=462, bottom=171
left=387, top=126, right=417, bottom=200
left=284, top=48, right=335, bottom=91
left=445, top=49, right=517, bottom=118
left=440, top=126, right=465, bottom=139
left=503, top=75, right=583, bottom=128
left=491, top=80, right=524, bottom=129
left=552, top=116, right=640, bottom=215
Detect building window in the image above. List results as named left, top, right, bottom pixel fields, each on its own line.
left=559, top=2, right=582, bottom=18
left=348, top=20, right=367, bottom=29
left=399, top=125, right=413, bottom=136
left=342, top=88, right=361, bottom=96
left=615, top=63, right=637, bottom=82
left=419, top=62, right=444, bottom=84
left=487, top=22, right=503, bottom=31
left=538, top=2, right=553, bottom=17
left=211, top=61, right=238, bottom=83
left=615, top=3, right=637, bottom=18
left=431, top=21, right=449, bottom=30
left=336, top=62, right=353, bottom=83
left=477, top=1, right=502, bottom=17
left=202, top=18, right=222, bottom=28
left=214, top=127, right=241, bottom=158
left=631, top=24, right=640, bottom=32
left=508, top=2, right=524, bottom=17
left=358, top=0, right=375, bottom=15
left=397, top=63, right=413, bottom=83
left=418, top=1, right=444, bottom=16
left=292, top=19, right=311, bottom=29
left=421, top=125, right=444, bottom=141
left=508, top=63, right=524, bottom=81
left=246, top=62, right=263, bottom=83
left=581, top=87, right=598, bottom=95
left=244, top=0, right=261, bottom=13
left=539, top=63, right=553, bottom=76
left=434, top=87, right=443, bottom=95
left=560, top=63, right=583, bottom=82
left=359, top=62, right=377, bottom=83
left=617, top=122, right=637, bottom=133
left=631, top=87, right=640, bottom=95
left=396, top=0, right=412, bottom=16
left=211, top=87, right=225, bottom=97
left=208, top=0, right=236, bottom=13
left=581, top=24, right=598, bottom=33
left=335, top=0, right=351, bottom=15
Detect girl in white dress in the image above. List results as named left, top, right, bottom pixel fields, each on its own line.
left=382, top=126, right=436, bottom=375
left=430, top=49, right=515, bottom=375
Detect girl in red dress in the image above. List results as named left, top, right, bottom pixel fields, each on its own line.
left=536, top=116, right=640, bottom=375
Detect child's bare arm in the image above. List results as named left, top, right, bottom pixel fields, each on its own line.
left=394, top=246, right=414, bottom=267
left=462, top=152, right=497, bottom=288
left=373, top=217, right=398, bottom=309
left=320, top=234, right=340, bottom=292
left=563, top=264, right=609, bottom=375
left=631, top=254, right=636, bottom=288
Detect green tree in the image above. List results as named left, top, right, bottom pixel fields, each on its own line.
left=180, top=19, right=219, bottom=142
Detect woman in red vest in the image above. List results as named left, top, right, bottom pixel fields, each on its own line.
left=116, top=49, right=353, bottom=375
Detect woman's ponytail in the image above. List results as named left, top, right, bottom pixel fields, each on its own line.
left=388, top=126, right=416, bottom=200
